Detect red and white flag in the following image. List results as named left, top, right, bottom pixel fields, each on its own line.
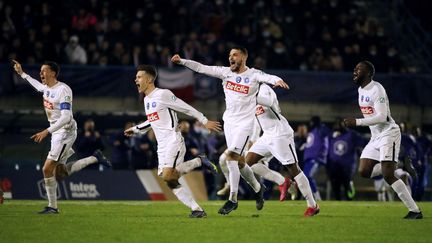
left=157, top=68, right=194, bottom=102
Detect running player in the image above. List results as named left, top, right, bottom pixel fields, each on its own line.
left=171, top=46, right=289, bottom=215
left=124, top=65, right=221, bottom=218
left=343, top=60, right=422, bottom=219
left=245, top=83, right=319, bottom=216
left=12, top=60, right=111, bottom=214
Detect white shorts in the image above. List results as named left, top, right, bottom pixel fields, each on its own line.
left=47, top=130, right=77, bottom=164
left=224, top=122, right=253, bottom=156
left=360, top=130, right=401, bottom=162
left=157, top=132, right=186, bottom=176
left=249, top=134, right=298, bottom=165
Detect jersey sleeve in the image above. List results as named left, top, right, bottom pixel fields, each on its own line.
left=59, top=87, right=73, bottom=111
left=20, top=73, right=45, bottom=93
left=47, top=87, right=73, bottom=133
left=356, top=88, right=388, bottom=126
left=132, top=120, right=152, bottom=134
left=179, top=59, right=225, bottom=79
left=160, top=90, right=208, bottom=125
left=253, top=69, right=282, bottom=86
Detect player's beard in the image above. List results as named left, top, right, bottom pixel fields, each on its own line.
left=230, top=62, right=241, bottom=72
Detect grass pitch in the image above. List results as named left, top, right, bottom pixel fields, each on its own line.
left=0, top=200, right=431, bottom=243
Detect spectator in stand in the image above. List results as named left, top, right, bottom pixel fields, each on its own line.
left=64, top=35, right=87, bottom=64
left=110, top=121, right=134, bottom=170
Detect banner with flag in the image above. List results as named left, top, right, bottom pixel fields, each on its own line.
left=157, top=68, right=194, bottom=102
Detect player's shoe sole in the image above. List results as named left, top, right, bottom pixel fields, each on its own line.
left=218, top=200, right=238, bottom=215
left=404, top=211, right=423, bottom=219
left=38, top=206, right=59, bottom=214
left=199, top=155, right=218, bottom=174
left=93, top=150, right=112, bottom=168
left=189, top=210, right=207, bottom=218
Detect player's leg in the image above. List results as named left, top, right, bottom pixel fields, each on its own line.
left=358, top=141, right=382, bottom=179
left=40, top=158, right=59, bottom=214
left=272, top=137, right=318, bottom=216
left=216, top=150, right=230, bottom=196
left=381, top=133, right=422, bottom=219
left=237, top=152, right=265, bottom=210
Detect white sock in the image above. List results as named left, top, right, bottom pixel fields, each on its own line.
left=370, top=163, right=382, bottom=178
left=172, top=186, right=202, bottom=211
left=240, top=164, right=261, bottom=193
left=67, top=156, right=98, bottom=175
left=219, top=153, right=230, bottom=186
left=176, top=158, right=201, bottom=174
left=294, top=172, right=317, bottom=208
left=391, top=179, right=420, bottom=212
left=44, top=176, right=57, bottom=209
left=226, top=160, right=240, bottom=202
left=251, top=163, right=285, bottom=185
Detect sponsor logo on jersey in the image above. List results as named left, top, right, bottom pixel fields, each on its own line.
left=360, top=106, right=374, bottom=114
left=379, top=97, right=385, bottom=103
left=43, top=99, right=54, bottom=110
left=226, top=81, right=249, bottom=94
left=65, top=96, right=71, bottom=102
left=236, top=77, right=242, bottom=83
left=152, top=102, right=156, bottom=107
left=147, top=112, right=160, bottom=122
left=255, top=106, right=265, bottom=116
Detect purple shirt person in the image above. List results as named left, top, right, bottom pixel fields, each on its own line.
left=303, top=116, right=330, bottom=200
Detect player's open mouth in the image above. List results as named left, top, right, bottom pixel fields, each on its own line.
left=136, top=84, right=140, bottom=88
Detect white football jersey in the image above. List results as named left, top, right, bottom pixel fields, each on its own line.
left=255, top=84, right=293, bottom=137
left=356, top=80, right=399, bottom=138
left=143, top=88, right=208, bottom=146
left=180, top=59, right=280, bottom=124
left=21, top=73, right=76, bottom=133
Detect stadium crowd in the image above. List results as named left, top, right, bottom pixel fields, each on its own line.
left=0, top=0, right=410, bottom=72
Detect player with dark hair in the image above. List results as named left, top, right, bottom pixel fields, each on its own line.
left=172, top=46, right=289, bottom=215
left=124, top=65, right=221, bottom=218
left=12, top=60, right=111, bottom=214
left=343, top=61, right=422, bottom=219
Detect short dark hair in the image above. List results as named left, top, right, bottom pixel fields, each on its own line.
left=231, top=46, right=248, bottom=56
left=360, top=60, right=375, bottom=78
left=43, top=61, right=60, bottom=77
left=137, top=65, right=157, bottom=80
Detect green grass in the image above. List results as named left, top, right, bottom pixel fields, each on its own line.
left=0, top=200, right=431, bottom=243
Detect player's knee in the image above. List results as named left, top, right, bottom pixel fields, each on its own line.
left=383, top=171, right=396, bottom=184
left=358, top=167, right=371, bottom=178
left=165, top=179, right=180, bottom=189
left=42, top=165, right=55, bottom=177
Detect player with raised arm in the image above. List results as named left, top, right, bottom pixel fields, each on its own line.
left=124, top=65, right=221, bottom=218
left=343, top=61, right=422, bottom=219
left=245, top=83, right=319, bottom=216
left=172, top=46, right=289, bottom=215
left=12, top=60, right=111, bottom=214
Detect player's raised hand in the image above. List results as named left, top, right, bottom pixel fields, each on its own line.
left=343, top=118, right=356, bottom=127
left=30, top=129, right=49, bottom=143
left=11, top=59, right=24, bottom=75
left=171, top=54, right=181, bottom=64
left=124, top=127, right=135, bottom=137
left=204, top=120, right=222, bottom=133
left=273, top=80, right=289, bottom=90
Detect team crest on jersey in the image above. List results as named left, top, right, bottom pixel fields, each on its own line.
left=146, top=103, right=150, bottom=110
left=255, top=106, right=265, bottom=116
left=226, top=81, right=249, bottom=94
left=333, top=141, right=348, bottom=156
left=171, top=95, right=177, bottom=101
left=365, top=96, right=370, bottom=102
left=379, top=97, right=385, bottom=103
left=43, top=99, right=54, bottom=110
left=46, top=91, right=50, bottom=97
left=65, top=96, right=71, bottom=102
left=360, top=106, right=374, bottom=114
left=236, top=77, right=241, bottom=83
left=152, top=102, right=156, bottom=107
left=244, top=77, right=250, bottom=84
left=51, top=93, right=55, bottom=98
left=147, top=112, right=160, bottom=122
left=360, top=95, right=364, bottom=102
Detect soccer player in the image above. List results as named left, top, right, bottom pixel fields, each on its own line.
left=171, top=46, right=289, bottom=215
left=12, top=60, right=111, bottom=214
left=343, top=60, right=422, bottom=219
left=245, top=84, right=319, bottom=217
left=124, top=65, right=221, bottom=218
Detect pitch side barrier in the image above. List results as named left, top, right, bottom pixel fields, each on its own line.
left=1, top=64, right=431, bottom=105
left=0, top=169, right=208, bottom=201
